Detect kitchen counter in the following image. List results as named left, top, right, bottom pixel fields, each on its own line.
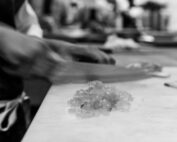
left=22, top=66, right=177, bottom=142
left=22, top=43, right=177, bottom=142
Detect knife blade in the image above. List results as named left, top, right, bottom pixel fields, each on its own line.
left=49, top=62, right=155, bottom=84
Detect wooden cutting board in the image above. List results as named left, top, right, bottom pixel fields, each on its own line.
left=23, top=67, right=177, bottom=142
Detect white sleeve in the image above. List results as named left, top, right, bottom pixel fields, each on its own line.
left=15, top=0, right=43, bottom=38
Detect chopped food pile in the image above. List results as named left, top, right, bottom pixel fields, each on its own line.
left=68, top=81, right=133, bottom=118
left=126, top=62, right=162, bottom=73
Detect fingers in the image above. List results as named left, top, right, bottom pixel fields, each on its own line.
left=96, top=51, right=116, bottom=65
left=45, top=39, right=116, bottom=65
left=73, top=47, right=116, bottom=65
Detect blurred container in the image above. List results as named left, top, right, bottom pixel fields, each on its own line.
left=140, top=1, right=169, bottom=31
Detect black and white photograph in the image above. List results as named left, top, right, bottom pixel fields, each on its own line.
left=0, top=0, right=177, bottom=142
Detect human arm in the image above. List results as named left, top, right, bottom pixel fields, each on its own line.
left=0, top=26, right=115, bottom=80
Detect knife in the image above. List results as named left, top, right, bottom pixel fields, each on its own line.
left=49, top=62, right=164, bottom=84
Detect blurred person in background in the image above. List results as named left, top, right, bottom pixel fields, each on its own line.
left=33, top=0, right=84, bottom=33
left=0, top=0, right=114, bottom=142
left=78, top=0, right=140, bottom=50
left=78, top=0, right=137, bottom=33
left=31, top=0, right=118, bottom=34
left=78, top=0, right=117, bottom=34
left=32, top=0, right=139, bottom=33
left=30, top=0, right=140, bottom=50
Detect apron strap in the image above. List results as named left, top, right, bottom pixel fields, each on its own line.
left=0, top=93, right=30, bottom=132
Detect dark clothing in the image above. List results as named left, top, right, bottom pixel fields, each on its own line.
left=0, top=0, right=25, bottom=100
left=0, top=1, right=30, bottom=142
left=0, top=69, right=23, bottom=100
left=0, top=0, right=25, bottom=28
left=80, top=8, right=115, bottom=34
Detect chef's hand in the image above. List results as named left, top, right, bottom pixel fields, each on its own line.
left=0, top=26, right=115, bottom=80
left=45, top=39, right=115, bottom=65
left=0, top=26, right=66, bottom=78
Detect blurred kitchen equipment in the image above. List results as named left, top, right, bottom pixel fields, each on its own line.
left=140, top=1, right=169, bottom=31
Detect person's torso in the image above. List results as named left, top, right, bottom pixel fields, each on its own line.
left=0, top=0, right=25, bottom=28
left=0, top=0, right=25, bottom=100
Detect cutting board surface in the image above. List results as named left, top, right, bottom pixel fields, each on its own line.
left=23, top=67, right=177, bottom=142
